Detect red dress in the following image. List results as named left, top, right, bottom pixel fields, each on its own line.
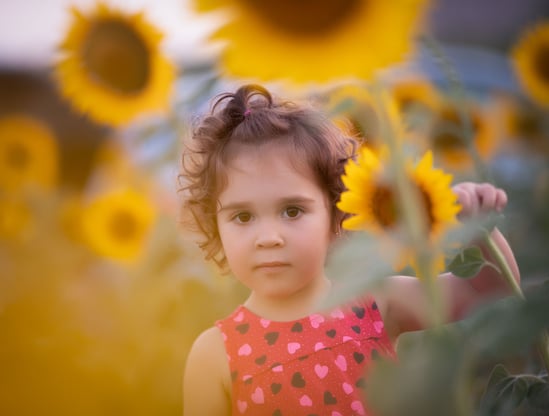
left=215, top=298, right=396, bottom=416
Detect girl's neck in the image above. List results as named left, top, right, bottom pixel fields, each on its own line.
left=243, top=277, right=332, bottom=322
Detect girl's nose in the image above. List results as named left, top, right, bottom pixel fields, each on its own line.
left=255, top=226, right=284, bottom=248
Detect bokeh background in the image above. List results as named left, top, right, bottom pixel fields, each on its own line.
left=1, top=0, right=548, bottom=414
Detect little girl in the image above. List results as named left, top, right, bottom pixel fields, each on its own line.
left=180, top=84, right=520, bottom=416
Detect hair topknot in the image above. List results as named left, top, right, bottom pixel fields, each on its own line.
left=214, top=84, right=272, bottom=119
left=179, top=84, right=357, bottom=271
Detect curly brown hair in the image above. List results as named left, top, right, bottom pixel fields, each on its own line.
left=178, top=84, right=356, bottom=270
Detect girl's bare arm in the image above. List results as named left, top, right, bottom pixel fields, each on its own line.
left=378, top=182, right=520, bottom=340
left=183, top=327, right=231, bottom=416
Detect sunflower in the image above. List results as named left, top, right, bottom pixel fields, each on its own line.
left=193, top=0, right=430, bottom=83
left=427, top=102, right=497, bottom=172
left=328, top=84, right=382, bottom=149
left=389, top=77, right=442, bottom=131
left=55, top=2, right=175, bottom=126
left=328, top=84, right=405, bottom=152
left=0, top=115, right=59, bottom=192
left=496, top=92, right=549, bottom=155
left=511, top=21, right=549, bottom=107
left=338, top=147, right=460, bottom=272
left=81, top=189, right=156, bottom=261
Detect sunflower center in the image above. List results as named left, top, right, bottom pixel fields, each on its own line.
left=371, top=185, right=398, bottom=228
left=514, top=110, right=541, bottom=138
left=5, top=142, right=30, bottom=170
left=83, top=19, right=150, bottom=94
left=371, top=184, right=435, bottom=231
left=109, top=210, right=138, bottom=241
left=240, top=0, right=362, bottom=36
left=534, top=44, right=549, bottom=82
left=432, top=108, right=479, bottom=152
left=433, top=131, right=465, bottom=152
left=399, top=97, right=431, bottom=116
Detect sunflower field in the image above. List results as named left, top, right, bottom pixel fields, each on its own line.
left=1, top=1, right=548, bottom=415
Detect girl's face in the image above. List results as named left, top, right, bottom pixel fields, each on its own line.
left=216, top=143, right=334, bottom=304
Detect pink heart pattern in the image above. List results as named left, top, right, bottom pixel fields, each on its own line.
left=237, top=400, right=247, bottom=413
left=287, top=342, right=301, bottom=354
left=251, top=387, right=264, bottom=404
left=215, top=299, right=396, bottom=415
left=299, top=394, right=313, bottom=407
left=314, top=364, right=328, bottom=379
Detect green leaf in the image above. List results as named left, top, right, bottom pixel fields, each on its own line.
left=480, top=368, right=548, bottom=415
left=479, top=376, right=528, bottom=415
left=527, top=381, right=549, bottom=410
left=479, top=212, right=506, bottom=233
left=485, top=364, right=510, bottom=392
left=447, top=246, right=487, bottom=278
left=367, top=328, right=474, bottom=416
left=455, top=281, right=549, bottom=359
left=323, top=232, right=396, bottom=309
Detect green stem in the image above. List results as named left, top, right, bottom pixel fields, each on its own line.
left=422, top=260, right=446, bottom=328
left=537, top=331, right=549, bottom=376
left=483, top=232, right=549, bottom=375
left=370, top=81, right=444, bottom=328
left=420, top=35, right=492, bottom=183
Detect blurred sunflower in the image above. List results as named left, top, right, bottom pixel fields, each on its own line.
left=511, top=21, right=549, bottom=107
left=56, top=3, right=175, bottom=126
left=389, top=77, right=441, bottom=131
left=194, top=0, right=430, bottom=83
left=496, top=93, right=549, bottom=155
left=338, top=147, right=460, bottom=272
left=0, top=115, right=59, bottom=192
left=427, top=102, right=497, bottom=172
left=328, top=85, right=382, bottom=150
left=81, top=189, right=156, bottom=261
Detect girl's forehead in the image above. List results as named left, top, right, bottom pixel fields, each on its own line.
left=223, top=141, right=313, bottom=178
left=217, top=141, right=323, bottom=195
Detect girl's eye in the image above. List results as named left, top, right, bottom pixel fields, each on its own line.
left=283, top=206, right=302, bottom=219
left=234, top=212, right=252, bottom=223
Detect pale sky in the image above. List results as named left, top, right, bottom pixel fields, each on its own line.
left=0, top=0, right=221, bottom=68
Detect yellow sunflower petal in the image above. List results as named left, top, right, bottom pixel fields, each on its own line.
left=410, top=151, right=460, bottom=238
left=408, top=247, right=446, bottom=278
left=337, top=191, right=368, bottom=215
left=194, top=0, right=430, bottom=83
left=55, top=2, right=175, bottom=126
left=341, top=214, right=371, bottom=231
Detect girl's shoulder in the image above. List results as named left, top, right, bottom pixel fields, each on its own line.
left=185, top=325, right=228, bottom=378
left=192, top=325, right=226, bottom=350
left=183, top=325, right=231, bottom=414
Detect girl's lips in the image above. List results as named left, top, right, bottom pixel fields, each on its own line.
left=255, top=262, right=289, bottom=269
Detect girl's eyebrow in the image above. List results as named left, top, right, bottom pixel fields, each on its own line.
left=218, top=196, right=316, bottom=213
left=278, top=196, right=316, bottom=205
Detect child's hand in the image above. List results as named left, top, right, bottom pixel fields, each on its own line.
left=452, top=182, right=508, bottom=219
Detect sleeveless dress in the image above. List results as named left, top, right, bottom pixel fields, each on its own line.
left=215, top=297, right=396, bottom=416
